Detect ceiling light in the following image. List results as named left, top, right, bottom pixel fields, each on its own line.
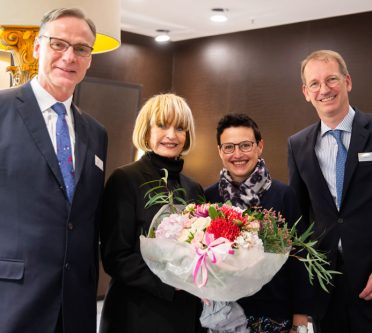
left=210, top=8, right=228, bottom=23
left=155, top=29, right=170, bottom=42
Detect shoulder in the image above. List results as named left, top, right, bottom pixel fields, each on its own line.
left=180, top=173, right=200, bottom=187
left=289, top=122, right=319, bottom=144
left=269, top=179, right=296, bottom=197
left=262, top=179, right=301, bottom=224
left=0, top=83, right=30, bottom=105
left=353, top=108, right=372, bottom=126
left=179, top=173, right=204, bottom=201
left=108, top=159, right=147, bottom=182
left=0, top=86, right=20, bottom=99
left=204, top=182, right=221, bottom=202
left=262, top=179, right=297, bottom=208
left=107, top=157, right=159, bottom=185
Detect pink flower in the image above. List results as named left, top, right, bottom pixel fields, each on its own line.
left=194, top=204, right=211, bottom=217
left=155, top=214, right=188, bottom=240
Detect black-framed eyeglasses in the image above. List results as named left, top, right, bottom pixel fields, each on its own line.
left=306, top=75, right=343, bottom=93
left=220, top=140, right=256, bottom=154
left=39, top=35, right=93, bottom=57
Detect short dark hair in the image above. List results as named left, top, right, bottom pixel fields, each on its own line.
left=39, top=8, right=96, bottom=40
left=216, top=113, right=262, bottom=145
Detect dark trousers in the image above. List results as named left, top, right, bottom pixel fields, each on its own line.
left=313, top=254, right=372, bottom=333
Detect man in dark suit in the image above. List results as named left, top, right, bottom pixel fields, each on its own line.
left=288, top=50, right=372, bottom=333
left=0, top=8, right=107, bottom=333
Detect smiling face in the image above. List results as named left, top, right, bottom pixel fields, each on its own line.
left=33, top=16, right=95, bottom=101
left=302, top=58, right=352, bottom=128
left=149, top=121, right=187, bottom=158
left=218, top=126, right=263, bottom=183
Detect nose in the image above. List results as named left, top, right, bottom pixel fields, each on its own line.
left=319, top=81, right=331, bottom=94
left=165, top=126, right=177, bottom=138
left=232, top=146, right=244, bottom=157
left=61, top=46, right=76, bottom=62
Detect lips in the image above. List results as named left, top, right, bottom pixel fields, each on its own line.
left=161, top=142, right=178, bottom=148
left=319, top=95, right=336, bottom=102
left=56, top=66, right=76, bottom=73
left=231, top=160, right=248, bottom=166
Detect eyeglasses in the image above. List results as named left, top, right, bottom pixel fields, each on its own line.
left=39, top=35, right=93, bottom=57
left=306, top=75, right=342, bottom=93
left=220, top=140, right=256, bottom=154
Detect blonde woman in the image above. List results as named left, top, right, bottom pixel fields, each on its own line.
left=99, top=94, right=205, bottom=333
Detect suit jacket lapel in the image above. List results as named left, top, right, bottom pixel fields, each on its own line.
left=306, top=122, right=338, bottom=209
left=72, top=104, right=88, bottom=187
left=342, top=110, right=370, bottom=204
left=15, top=83, right=65, bottom=188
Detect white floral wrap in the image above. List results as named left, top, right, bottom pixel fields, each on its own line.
left=140, top=236, right=289, bottom=301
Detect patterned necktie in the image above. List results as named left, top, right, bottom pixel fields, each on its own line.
left=52, top=102, right=75, bottom=203
left=329, top=130, right=347, bottom=208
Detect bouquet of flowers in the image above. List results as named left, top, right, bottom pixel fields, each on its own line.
left=140, top=170, right=337, bottom=302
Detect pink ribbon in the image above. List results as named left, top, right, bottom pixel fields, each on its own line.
left=192, top=233, right=234, bottom=288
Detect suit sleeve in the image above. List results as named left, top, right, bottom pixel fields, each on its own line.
left=100, top=168, right=175, bottom=301
left=287, top=138, right=315, bottom=314
left=288, top=137, right=312, bottom=228
left=281, top=186, right=315, bottom=316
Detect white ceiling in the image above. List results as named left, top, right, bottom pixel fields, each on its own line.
left=121, top=0, right=372, bottom=42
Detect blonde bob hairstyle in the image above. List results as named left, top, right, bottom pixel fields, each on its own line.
left=132, top=93, right=196, bottom=156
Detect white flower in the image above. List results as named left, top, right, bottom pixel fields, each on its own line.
left=235, top=231, right=263, bottom=250
left=190, top=216, right=211, bottom=233
left=155, top=214, right=189, bottom=240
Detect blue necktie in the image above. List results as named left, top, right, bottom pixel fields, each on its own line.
left=329, top=130, right=347, bottom=208
left=52, top=103, right=75, bottom=203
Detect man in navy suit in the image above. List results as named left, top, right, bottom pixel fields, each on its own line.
left=288, top=50, right=372, bottom=332
left=0, top=8, right=107, bottom=333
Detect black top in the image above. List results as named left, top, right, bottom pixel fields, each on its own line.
left=205, top=179, right=314, bottom=320
left=99, top=153, right=205, bottom=333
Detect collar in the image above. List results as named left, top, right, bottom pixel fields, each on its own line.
left=320, top=106, right=355, bottom=137
left=30, top=77, right=73, bottom=114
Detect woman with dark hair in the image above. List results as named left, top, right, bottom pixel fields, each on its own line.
left=205, top=113, right=313, bottom=333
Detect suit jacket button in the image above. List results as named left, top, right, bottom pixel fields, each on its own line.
left=68, top=223, right=74, bottom=230
left=337, top=218, right=343, bottom=224
left=65, top=262, right=71, bottom=270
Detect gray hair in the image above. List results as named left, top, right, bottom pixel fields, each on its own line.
left=39, top=8, right=96, bottom=40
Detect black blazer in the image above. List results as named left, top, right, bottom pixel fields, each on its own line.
left=99, top=154, right=205, bottom=333
left=288, top=109, right=372, bottom=319
left=0, top=83, right=107, bottom=333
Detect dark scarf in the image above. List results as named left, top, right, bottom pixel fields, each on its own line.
left=218, top=158, right=272, bottom=209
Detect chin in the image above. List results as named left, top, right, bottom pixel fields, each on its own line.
left=52, top=76, right=77, bottom=89
left=159, top=151, right=180, bottom=158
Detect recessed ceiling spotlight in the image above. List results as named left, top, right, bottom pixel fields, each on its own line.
left=210, top=8, right=228, bottom=23
left=155, top=29, right=170, bottom=42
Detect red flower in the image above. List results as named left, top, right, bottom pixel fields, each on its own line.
left=218, top=206, right=247, bottom=226
left=206, top=217, right=241, bottom=242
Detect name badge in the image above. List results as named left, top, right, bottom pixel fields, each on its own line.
left=95, top=155, right=104, bottom=171
left=358, top=152, right=372, bottom=162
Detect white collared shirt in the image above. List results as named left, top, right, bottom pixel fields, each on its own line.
left=30, top=77, right=75, bottom=166
left=315, top=106, right=354, bottom=210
